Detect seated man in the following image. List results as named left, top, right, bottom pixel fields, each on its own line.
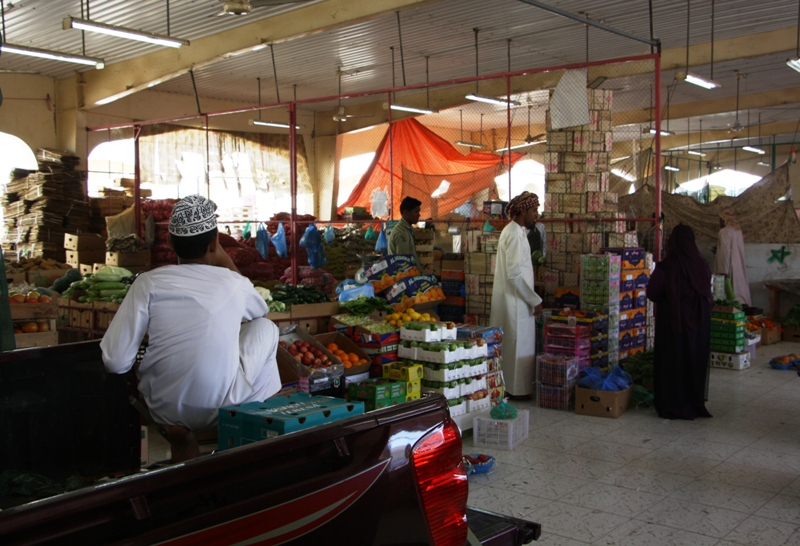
left=101, top=195, right=281, bottom=462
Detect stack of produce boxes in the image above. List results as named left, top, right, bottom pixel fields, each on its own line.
left=580, top=254, right=621, bottom=368
left=709, top=306, right=750, bottom=370
left=329, top=314, right=401, bottom=377
left=538, top=323, right=591, bottom=410
left=645, top=253, right=656, bottom=349
left=457, top=325, right=505, bottom=406
left=464, top=234, right=497, bottom=326
left=540, top=88, right=625, bottom=301
left=399, top=322, right=490, bottom=422
left=536, top=353, right=580, bottom=410
left=603, top=248, right=649, bottom=365
left=438, top=255, right=465, bottom=322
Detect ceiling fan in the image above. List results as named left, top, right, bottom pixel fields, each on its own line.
left=332, top=71, right=373, bottom=122
left=729, top=72, right=745, bottom=132
left=217, top=0, right=310, bottom=16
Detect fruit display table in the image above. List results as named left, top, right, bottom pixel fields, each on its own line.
left=10, top=296, right=58, bottom=348
left=763, top=279, right=800, bottom=321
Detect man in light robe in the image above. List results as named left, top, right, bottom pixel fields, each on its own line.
left=715, top=209, right=751, bottom=306
left=490, top=192, right=543, bottom=398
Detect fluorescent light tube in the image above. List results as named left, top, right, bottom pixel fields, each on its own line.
left=664, top=165, right=680, bottom=171
left=787, top=58, right=800, bottom=73
left=646, top=128, right=674, bottom=136
left=757, top=161, right=770, bottom=166
left=387, top=104, right=438, bottom=115
left=611, top=168, right=636, bottom=182
left=742, top=146, right=765, bottom=154
left=677, top=71, right=721, bottom=90
left=64, top=17, right=189, bottom=48
left=494, top=140, right=546, bottom=153
left=249, top=120, right=303, bottom=129
left=686, top=150, right=706, bottom=156
left=465, top=94, right=520, bottom=107
left=455, top=141, right=486, bottom=149
left=0, top=43, right=104, bottom=68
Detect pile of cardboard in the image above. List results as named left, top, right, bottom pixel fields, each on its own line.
left=2, top=152, right=90, bottom=262
left=541, top=89, right=628, bottom=300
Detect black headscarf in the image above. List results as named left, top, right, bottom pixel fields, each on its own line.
left=662, top=223, right=712, bottom=333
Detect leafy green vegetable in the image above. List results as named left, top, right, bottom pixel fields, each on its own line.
left=783, top=304, right=800, bottom=327
left=714, top=298, right=742, bottom=310
left=340, top=296, right=393, bottom=316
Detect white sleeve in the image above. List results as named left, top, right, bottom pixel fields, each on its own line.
left=505, top=233, right=543, bottom=311
left=100, top=276, right=151, bottom=374
left=242, top=277, right=269, bottom=321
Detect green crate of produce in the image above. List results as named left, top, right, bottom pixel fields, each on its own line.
left=710, top=322, right=746, bottom=333
left=710, top=342, right=747, bottom=353
left=711, top=311, right=745, bottom=321
left=711, top=331, right=745, bottom=341
left=348, top=378, right=407, bottom=404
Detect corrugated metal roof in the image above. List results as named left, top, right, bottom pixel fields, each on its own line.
left=0, top=0, right=322, bottom=79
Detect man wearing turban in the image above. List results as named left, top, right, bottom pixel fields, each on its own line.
left=715, top=208, right=751, bottom=306
left=490, top=192, right=543, bottom=398
left=101, top=195, right=282, bottom=462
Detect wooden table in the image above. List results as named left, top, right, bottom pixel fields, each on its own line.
left=763, top=280, right=800, bottom=320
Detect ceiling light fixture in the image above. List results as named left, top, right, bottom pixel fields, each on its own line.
left=664, top=165, right=680, bottom=171
left=455, top=110, right=485, bottom=148
left=758, top=161, right=770, bottom=166
left=611, top=168, right=636, bottom=182
left=676, top=0, right=721, bottom=89
left=677, top=71, right=721, bottom=89
left=387, top=104, right=438, bottom=115
left=787, top=0, right=800, bottom=72
left=249, top=120, right=302, bottom=129
left=0, top=43, right=104, bottom=68
left=646, top=128, right=674, bottom=136
left=388, top=18, right=438, bottom=115
left=495, top=140, right=547, bottom=153
left=687, top=150, right=706, bottom=156
left=465, top=28, right=519, bottom=107
left=742, top=145, right=765, bottom=155
left=63, top=17, right=189, bottom=48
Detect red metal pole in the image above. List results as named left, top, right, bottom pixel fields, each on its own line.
left=654, top=55, right=662, bottom=261
left=289, top=102, right=298, bottom=285
left=507, top=75, right=512, bottom=199
left=388, top=91, right=394, bottom=220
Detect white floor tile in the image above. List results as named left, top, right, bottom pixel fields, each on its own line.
left=527, top=501, right=631, bottom=543
left=591, top=519, right=719, bottom=546
left=699, top=461, right=799, bottom=493
left=627, top=447, right=723, bottom=478
left=488, top=466, right=592, bottom=500
left=635, top=498, right=749, bottom=538
left=668, top=478, right=776, bottom=513
left=597, top=466, right=696, bottom=496
left=467, top=487, right=550, bottom=519
left=754, top=494, right=800, bottom=525
left=722, top=515, right=800, bottom=546
left=560, top=481, right=665, bottom=518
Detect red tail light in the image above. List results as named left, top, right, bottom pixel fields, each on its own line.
left=411, top=417, right=469, bottom=546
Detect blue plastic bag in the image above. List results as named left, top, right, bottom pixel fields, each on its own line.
left=299, top=224, right=327, bottom=269
left=338, top=283, right=375, bottom=302
left=270, top=222, right=288, bottom=258
left=324, top=225, right=336, bottom=245
left=578, top=366, right=606, bottom=391
left=375, top=224, right=388, bottom=254
left=255, top=223, right=269, bottom=260
left=578, top=366, right=633, bottom=391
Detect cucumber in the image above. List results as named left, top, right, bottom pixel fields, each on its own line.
left=99, top=289, right=126, bottom=297
left=94, top=281, right=127, bottom=291
left=93, top=273, right=123, bottom=283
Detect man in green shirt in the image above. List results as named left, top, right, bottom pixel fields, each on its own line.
left=388, top=196, right=422, bottom=269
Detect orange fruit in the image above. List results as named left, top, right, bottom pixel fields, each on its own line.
left=359, top=359, right=368, bottom=365
left=348, top=353, right=359, bottom=363
left=36, top=321, right=49, bottom=332
left=327, top=343, right=338, bottom=352
left=21, top=322, right=39, bottom=333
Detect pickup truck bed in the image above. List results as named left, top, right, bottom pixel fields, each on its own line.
left=0, top=340, right=540, bottom=545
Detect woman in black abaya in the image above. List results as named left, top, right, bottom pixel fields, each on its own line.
left=646, top=223, right=713, bottom=420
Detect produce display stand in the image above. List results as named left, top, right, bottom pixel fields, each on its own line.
left=763, top=280, right=800, bottom=322
left=11, top=300, right=58, bottom=349
left=56, top=297, right=118, bottom=341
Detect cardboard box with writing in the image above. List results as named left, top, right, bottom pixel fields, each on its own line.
left=106, top=250, right=151, bottom=267
left=64, top=233, right=106, bottom=251
left=575, top=385, right=632, bottom=418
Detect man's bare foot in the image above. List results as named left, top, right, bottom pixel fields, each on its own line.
left=167, top=425, right=201, bottom=463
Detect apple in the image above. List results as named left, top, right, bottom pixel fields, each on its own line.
left=36, top=321, right=49, bottom=332
left=38, top=295, right=52, bottom=303
left=299, top=346, right=308, bottom=354
left=313, top=358, right=321, bottom=367
left=279, top=341, right=287, bottom=349
left=294, top=353, right=302, bottom=362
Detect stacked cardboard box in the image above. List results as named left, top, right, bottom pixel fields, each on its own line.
left=709, top=307, right=750, bottom=370
left=536, top=353, right=579, bottom=410
left=602, top=248, right=649, bottom=363
left=542, top=89, right=623, bottom=302
left=3, top=155, right=91, bottom=262
left=579, top=254, right=621, bottom=367
left=414, top=228, right=435, bottom=270
left=89, top=196, right=135, bottom=234
left=439, top=255, right=465, bottom=322
left=464, top=237, right=497, bottom=326
left=457, top=325, right=505, bottom=406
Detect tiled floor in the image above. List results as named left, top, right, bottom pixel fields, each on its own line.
left=464, top=342, right=800, bottom=546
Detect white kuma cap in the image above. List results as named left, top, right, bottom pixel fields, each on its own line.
left=168, top=195, right=218, bottom=237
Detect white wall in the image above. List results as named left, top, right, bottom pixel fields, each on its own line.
left=697, top=242, right=800, bottom=318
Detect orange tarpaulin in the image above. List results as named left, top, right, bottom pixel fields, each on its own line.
left=338, top=118, right=525, bottom=218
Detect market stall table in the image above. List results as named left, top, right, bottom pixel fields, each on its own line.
left=763, top=280, right=800, bottom=320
